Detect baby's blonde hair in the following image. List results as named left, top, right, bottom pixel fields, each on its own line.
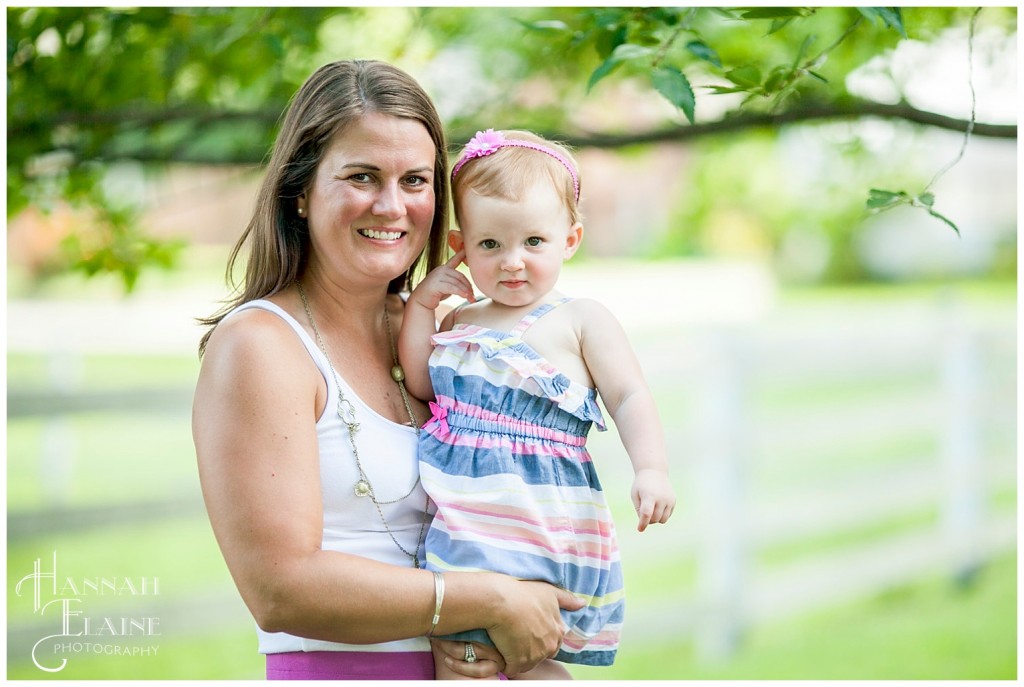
left=451, top=130, right=581, bottom=229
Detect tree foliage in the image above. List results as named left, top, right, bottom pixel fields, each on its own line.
left=6, top=6, right=1016, bottom=289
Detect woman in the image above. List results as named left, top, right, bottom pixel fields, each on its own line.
left=192, top=60, right=583, bottom=680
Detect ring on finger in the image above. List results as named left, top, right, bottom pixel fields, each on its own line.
left=464, top=642, right=477, bottom=663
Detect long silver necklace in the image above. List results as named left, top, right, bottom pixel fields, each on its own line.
left=297, top=281, right=428, bottom=568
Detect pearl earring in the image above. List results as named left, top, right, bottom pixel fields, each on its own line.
left=298, top=207, right=305, bottom=217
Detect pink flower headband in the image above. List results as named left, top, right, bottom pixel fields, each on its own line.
left=451, top=129, right=580, bottom=202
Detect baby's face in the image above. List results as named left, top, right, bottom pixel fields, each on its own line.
left=456, top=182, right=580, bottom=308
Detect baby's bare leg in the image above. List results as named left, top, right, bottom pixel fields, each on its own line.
left=509, top=658, right=573, bottom=680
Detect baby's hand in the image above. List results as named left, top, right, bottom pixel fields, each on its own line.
left=408, top=250, right=475, bottom=311
left=631, top=468, right=676, bottom=532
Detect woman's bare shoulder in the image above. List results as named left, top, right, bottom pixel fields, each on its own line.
left=200, top=305, right=314, bottom=386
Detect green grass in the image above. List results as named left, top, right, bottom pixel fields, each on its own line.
left=778, top=277, right=1016, bottom=308
left=9, top=545, right=1015, bottom=679
left=6, top=626, right=264, bottom=680
left=7, top=517, right=235, bottom=623
left=14, top=549, right=1011, bottom=679
left=7, top=516, right=262, bottom=679
left=753, top=434, right=939, bottom=489
left=7, top=412, right=197, bottom=510
left=7, top=352, right=200, bottom=392
left=7, top=243, right=233, bottom=301
left=571, top=551, right=1017, bottom=680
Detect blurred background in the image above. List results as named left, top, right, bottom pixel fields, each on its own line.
left=6, top=6, right=1016, bottom=680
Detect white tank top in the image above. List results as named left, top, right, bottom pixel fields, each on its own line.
left=225, top=300, right=431, bottom=654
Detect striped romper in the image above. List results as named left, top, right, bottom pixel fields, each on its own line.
left=419, top=297, right=623, bottom=666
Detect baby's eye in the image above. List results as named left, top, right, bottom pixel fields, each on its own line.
left=526, top=236, right=544, bottom=247
left=480, top=239, right=499, bottom=250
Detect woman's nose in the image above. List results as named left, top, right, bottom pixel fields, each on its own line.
left=372, top=182, right=405, bottom=219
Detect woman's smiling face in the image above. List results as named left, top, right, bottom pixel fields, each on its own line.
left=298, top=111, right=436, bottom=288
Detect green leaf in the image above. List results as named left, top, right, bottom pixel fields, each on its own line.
left=647, top=7, right=686, bottom=26
left=685, top=39, right=722, bottom=68
left=610, top=43, right=655, bottom=61
left=587, top=57, right=621, bottom=93
left=927, top=208, right=961, bottom=236
left=768, top=17, right=796, bottom=34
left=709, top=8, right=740, bottom=20
left=866, top=188, right=910, bottom=210
left=725, top=65, right=762, bottom=88
left=916, top=192, right=935, bottom=207
left=651, top=67, right=696, bottom=124
left=793, top=34, right=816, bottom=67
left=586, top=43, right=654, bottom=93
left=595, top=24, right=627, bottom=59
left=706, top=85, right=749, bottom=94
left=807, top=70, right=829, bottom=83
left=587, top=7, right=630, bottom=30
left=739, top=7, right=807, bottom=20
left=858, top=7, right=907, bottom=38
left=515, top=19, right=571, bottom=33
left=763, top=65, right=793, bottom=93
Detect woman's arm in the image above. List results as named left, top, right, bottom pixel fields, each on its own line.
left=398, top=250, right=474, bottom=401
left=193, top=309, right=579, bottom=673
left=576, top=299, right=677, bottom=531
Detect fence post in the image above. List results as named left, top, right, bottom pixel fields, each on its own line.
left=40, top=350, right=81, bottom=504
left=939, top=301, right=984, bottom=587
left=694, top=330, right=750, bottom=662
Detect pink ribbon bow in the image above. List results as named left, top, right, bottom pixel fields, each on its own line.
left=428, top=401, right=450, bottom=434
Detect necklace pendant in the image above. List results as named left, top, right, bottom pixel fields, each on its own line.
left=354, top=480, right=372, bottom=498
left=413, top=557, right=420, bottom=569
left=390, top=364, right=405, bottom=383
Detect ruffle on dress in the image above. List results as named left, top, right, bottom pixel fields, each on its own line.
left=431, top=324, right=606, bottom=431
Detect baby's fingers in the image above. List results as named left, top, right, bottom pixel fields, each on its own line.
left=652, top=501, right=673, bottom=525
left=443, top=270, right=475, bottom=302
left=635, top=498, right=654, bottom=533
left=445, top=249, right=466, bottom=270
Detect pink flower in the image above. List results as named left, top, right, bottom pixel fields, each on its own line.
left=463, top=129, right=506, bottom=159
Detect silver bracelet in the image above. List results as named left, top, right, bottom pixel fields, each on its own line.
left=427, top=571, right=445, bottom=637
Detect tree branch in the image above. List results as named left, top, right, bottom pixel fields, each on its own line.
left=12, top=98, right=1014, bottom=168
left=544, top=99, right=1015, bottom=150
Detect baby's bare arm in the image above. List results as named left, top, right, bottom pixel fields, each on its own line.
left=398, top=251, right=474, bottom=401
left=577, top=300, right=676, bottom=530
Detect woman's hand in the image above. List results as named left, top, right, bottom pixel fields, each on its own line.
left=484, top=577, right=584, bottom=677
left=434, top=640, right=505, bottom=678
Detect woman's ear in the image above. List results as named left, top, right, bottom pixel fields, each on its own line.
left=448, top=230, right=465, bottom=254
left=563, top=223, right=584, bottom=259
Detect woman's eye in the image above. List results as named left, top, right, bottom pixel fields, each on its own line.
left=526, top=237, right=543, bottom=247
left=348, top=173, right=373, bottom=183
left=404, top=175, right=429, bottom=187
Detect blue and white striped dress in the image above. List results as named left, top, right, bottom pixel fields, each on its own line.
left=419, top=298, right=623, bottom=666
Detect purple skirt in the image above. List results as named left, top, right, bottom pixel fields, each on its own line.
left=266, top=651, right=434, bottom=680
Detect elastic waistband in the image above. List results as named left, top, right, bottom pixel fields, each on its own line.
left=427, top=398, right=590, bottom=444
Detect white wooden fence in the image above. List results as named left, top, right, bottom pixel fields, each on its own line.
left=605, top=297, right=1016, bottom=661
